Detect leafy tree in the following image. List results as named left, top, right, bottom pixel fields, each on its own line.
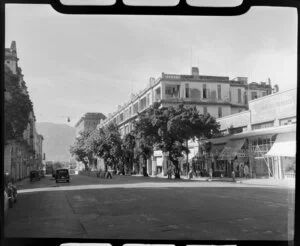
left=89, top=123, right=123, bottom=172
left=69, top=130, right=93, bottom=170
left=134, top=103, right=220, bottom=179
left=121, top=132, right=136, bottom=174
left=4, top=65, right=33, bottom=144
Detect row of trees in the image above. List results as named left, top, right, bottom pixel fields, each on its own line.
left=70, top=103, right=221, bottom=179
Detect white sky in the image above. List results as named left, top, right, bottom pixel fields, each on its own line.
left=5, top=5, right=297, bottom=126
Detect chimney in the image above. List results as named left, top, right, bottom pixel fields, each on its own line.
left=191, top=67, right=199, bottom=76
left=10, top=41, right=17, bottom=54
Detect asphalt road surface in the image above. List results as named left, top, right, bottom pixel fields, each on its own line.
left=4, top=175, right=295, bottom=240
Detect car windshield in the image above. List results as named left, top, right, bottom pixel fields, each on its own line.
left=57, top=170, right=68, bottom=175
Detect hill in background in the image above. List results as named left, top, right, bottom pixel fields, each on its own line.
left=36, top=122, right=76, bottom=162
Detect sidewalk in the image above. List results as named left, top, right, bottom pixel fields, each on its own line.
left=153, top=173, right=295, bottom=188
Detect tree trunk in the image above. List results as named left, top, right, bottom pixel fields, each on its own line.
left=169, top=156, right=180, bottom=179
left=143, top=156, right=148, bottom=176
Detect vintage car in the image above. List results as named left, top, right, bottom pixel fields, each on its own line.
left=30, top=170, right=41, bottom=182
left=39, top=170, right=45, bottom=178
left=55, top=169, right=70, bottom=183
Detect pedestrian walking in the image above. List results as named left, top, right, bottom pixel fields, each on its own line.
left=244, top=164, right=249, bottom=179
left=167, top=165, right=172, bottom=179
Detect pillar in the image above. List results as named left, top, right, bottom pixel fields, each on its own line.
left=162, top=152, right=168, bottom=176
left=152, top=156, right=157, bottom=176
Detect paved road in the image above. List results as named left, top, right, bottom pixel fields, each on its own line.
left=5, top=175, right=295, bottom=240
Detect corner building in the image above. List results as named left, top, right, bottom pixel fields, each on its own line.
left=99, top=67, right=274, bottom=175
left=207, top=88, right=296, bottom=180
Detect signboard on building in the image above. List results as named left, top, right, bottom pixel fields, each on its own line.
left=249, top=89, right=296, bottom=125
left=217, top=111, right=250, bottom=131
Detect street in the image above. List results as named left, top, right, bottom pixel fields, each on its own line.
left=4, top=174, right=295, bottom=240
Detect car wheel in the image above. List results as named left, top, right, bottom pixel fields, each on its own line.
left=9, top=200, right=13, bottom=208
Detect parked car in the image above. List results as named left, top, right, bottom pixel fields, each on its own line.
left=30, top=170, right=40, bottom=182
left=39, top=170, right=45, bottom=178
left=55, top=169, right=70, bottom=183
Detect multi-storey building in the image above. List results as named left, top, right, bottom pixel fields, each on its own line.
left=206, top=88, right=296, bottom=180
left=75, top=112, right=106, bottom=137
left=99, top=67, right=273, bottom=135
left=4, top=41, right=44, bottom=181
left=98, top=67, right=275, bottom=175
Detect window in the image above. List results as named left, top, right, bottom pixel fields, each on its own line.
left=165, top=85, right=180, bottom=99
left=185, top=84, right=190, bottom=98
left=146, top=94, right=150, bottom=106
left=238, top=89, right=242, bottom=103
left=155, top=87, right=161, bottom=102
left=203, top=106, right=207, bottom=115
left=251, top=91, right=257, bottom=100
left=133, top=102, right=138, bottom=114
left=203, top=84, right=207, bottom=99
left=217, top=85, right=222, bottom=100
left=218, top=107, right=222, bottom=118
left=140, top=97, right=147, bottom=110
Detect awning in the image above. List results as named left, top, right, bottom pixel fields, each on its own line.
left=210, top=144, right=225, bottom=157
left=265, top=132, right=296, bottom=157
left=219, top=139, right=245, bottom=160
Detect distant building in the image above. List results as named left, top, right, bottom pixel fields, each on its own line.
left=75, top=112, right=106, bottom=137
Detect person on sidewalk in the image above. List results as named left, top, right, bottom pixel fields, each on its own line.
left=244, top=164, right=249, bottom=179
left=167, top=165, right=172, bottom=179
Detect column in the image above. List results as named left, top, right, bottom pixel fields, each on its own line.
left=162, top=152, right=168, bottom=176
left=152, top=156, right=157, bottom=176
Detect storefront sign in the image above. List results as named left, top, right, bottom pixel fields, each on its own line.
left=217, top=111, right=250, bottom=131
left=249, top=89, right=296, bottom=124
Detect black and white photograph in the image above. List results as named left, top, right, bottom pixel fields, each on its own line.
left=3, top=0, right=296, bottom=243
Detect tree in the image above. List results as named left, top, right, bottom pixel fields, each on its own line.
left=69, top=130, right=93, bottom=171
left=134, top=103, right=221, bottom=179
left=121, top=132, right=136, bottom=174
left=4, top=65, right=33, bottom=144
left=89, top=123, right=123, bottom=172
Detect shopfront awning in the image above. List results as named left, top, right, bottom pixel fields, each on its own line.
left=210, top=144, right=225, bottom=157
left=219, top=139, right=245, bottom=160
left=265, top=132, right=296, bottom=157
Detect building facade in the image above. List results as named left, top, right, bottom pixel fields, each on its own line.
left=98, top=67, right=275, bottom=175
left=206, top=88, right=296, bottom=179
left=75, top=112, right=106, bottom=137
left=4, top=41, right=44, bottom=181
left=99, top=67, right=273, bottom=138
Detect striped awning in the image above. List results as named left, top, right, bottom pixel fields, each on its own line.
left=219, top=139, right=245, bottom=160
